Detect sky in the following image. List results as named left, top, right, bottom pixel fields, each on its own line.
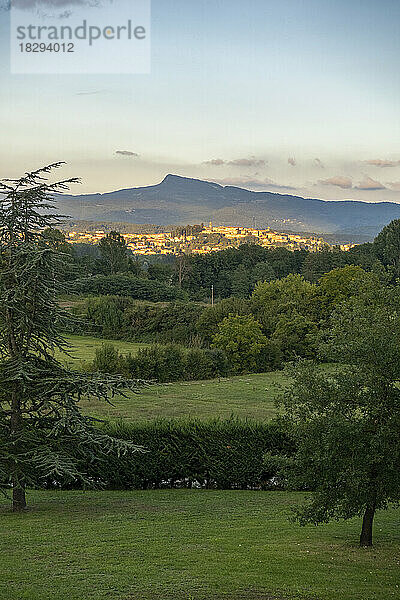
left=0, top=0, right=400, bottom=201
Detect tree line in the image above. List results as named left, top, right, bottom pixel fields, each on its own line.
left=47, top=216, right=400, bottom=302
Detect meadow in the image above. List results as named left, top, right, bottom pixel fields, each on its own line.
left=37, top=334, right=400, bottom=600
left=1, top=490, right=399, bottom=600
left=61, top=335, right=283, bottom=421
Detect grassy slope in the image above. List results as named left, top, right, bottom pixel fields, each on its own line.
left=78, top=372, right=282, bottom=421
left=1, top=490, right=399, bottom=600
left=60, top=335, right=282, bottom=421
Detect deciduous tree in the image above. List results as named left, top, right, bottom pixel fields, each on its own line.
left=281, top=291, right=400, bottom=546
left=98, top=230, right=129, bottom=274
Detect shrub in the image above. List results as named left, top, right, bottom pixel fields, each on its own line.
left=196, top=297, right=251, bottom=343
left=92, top=343, right=230, bottom=383
left=79, top=297, right=205, bottom=343
left=212, top=314, right=272, bottom=374
left=251, top=274, right=316, bottom=335
left=272, top=312, right=318, bottom=360
left=92, top=343, right=121, bottom=374
left=86, top=296, right=132, bottom=337
left=129, top=344, right=187, bottom=383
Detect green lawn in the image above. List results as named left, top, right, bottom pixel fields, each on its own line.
left=1, top=490, right=399, bottom=600
left=78, top=372, right=283, bottom=421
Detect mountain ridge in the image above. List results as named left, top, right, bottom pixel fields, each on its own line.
left=55, top=174, right=400, bottom=239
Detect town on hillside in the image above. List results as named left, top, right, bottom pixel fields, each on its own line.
left=65, top=222, right=355, bottom=255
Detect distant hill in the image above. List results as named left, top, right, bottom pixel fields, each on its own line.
left=55, top=174, right=400, bottom=240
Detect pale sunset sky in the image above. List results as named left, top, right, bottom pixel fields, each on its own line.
left=0, top=0, right=399, bottom=200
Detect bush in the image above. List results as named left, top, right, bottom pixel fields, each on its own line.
left=272, top=313, right=318, bottom=360
left=92, top=342, right=121, bottom=373
left=196, top=297, right=251, bottom=343
left=86, top=296, right=132, bottom=337
left=251, top=274, right=316, bottom=335
left=79, top=297, right=205, bottom=343
left=125, top=344, right=187, bottom=382
left=92, top=342, right=230, bottom=383
left=212, top=314, right=274, bottom=374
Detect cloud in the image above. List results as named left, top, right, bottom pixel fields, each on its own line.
left=262, top=177, right=297, bottom=191
left=203, top=158, right=225, bottom=166
left=314, top=158, right=324, bottom=168
left=115, top=150, right=139, bottom=158
left=208, top=176, right=296, bottom=192
left=75, top=90, right=106, bottom=96
left=288, top=157, right=296, bottom=167
left=319, top=176, right=353, bottom=189
left=355, top=176, right=386, bottom=190
left=364, top=159, right=400, bottom=168
left=203, top=157, right=267, bottom=168
left=11, top=0, right=86, bottom=8
left=228, top=158, right=267, bottom=167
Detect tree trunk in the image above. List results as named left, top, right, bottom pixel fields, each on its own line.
left=10, top=387, right=27, bottom=512
left=360, top=504, right=375, bottom=546
left=12, top=485, right=26, bottom=512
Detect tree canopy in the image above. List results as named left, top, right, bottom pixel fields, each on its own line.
left=280, top=290, right=400, bottom=545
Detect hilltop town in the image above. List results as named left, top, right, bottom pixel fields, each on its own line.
left=64, top=222, right=354, bottom=255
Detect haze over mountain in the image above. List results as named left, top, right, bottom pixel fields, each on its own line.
left=56, top=175, right=400, bottom=240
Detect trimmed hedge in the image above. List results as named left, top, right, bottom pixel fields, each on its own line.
left=95, top=418, right=295, bottom=490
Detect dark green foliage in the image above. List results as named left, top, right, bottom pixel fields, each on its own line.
left=196, top=297, right=251, bottom=343
left=231, top=264, right=251, bottom=298
left=92, top=342, right=121, bottom=374
left=0, top=164, right=144, bottom=511
left=98, top=230, right=129, bottom=274
left=92, top=418, right=295, bottom=490
left=81, top=296, right=204, bottom=343
left=72, top=274, right=187, bottom=302
left=123, top=300, right=204, bottom=344
left=302, top=248, right=378, bottom=283
left=279, top=290, right=400, bottom=545
left=182, top=244, right=306, bottom=300
left=92, top=342, right=230, bottom=382
left=86, top=296, right=132, bottom=337
left=147, top=262, right=174, bottom=283
left=251, top=274, right=316, bottom=335
left=314, top=265, right=381, bottom=321
left=230, top=260, right=275, bottom=297
left=372, top=218, right=400, bottom=281
left=127, top=344, right=187, bottom=383
left=272, top=313, right=318, bottom=360
left=250, top=260, right=276, bottom=286
left=302, top=250, right=353, bottom=283
left=212, top=314, right=279, bottom=374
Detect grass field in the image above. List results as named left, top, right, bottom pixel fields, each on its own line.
left=78, top=372, right=283, bottom=421
left=57, top=335, right=150, bottom=369
left=59, top=335, right=283, bottom=421
left=1, top=490, right=399, bottom=600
